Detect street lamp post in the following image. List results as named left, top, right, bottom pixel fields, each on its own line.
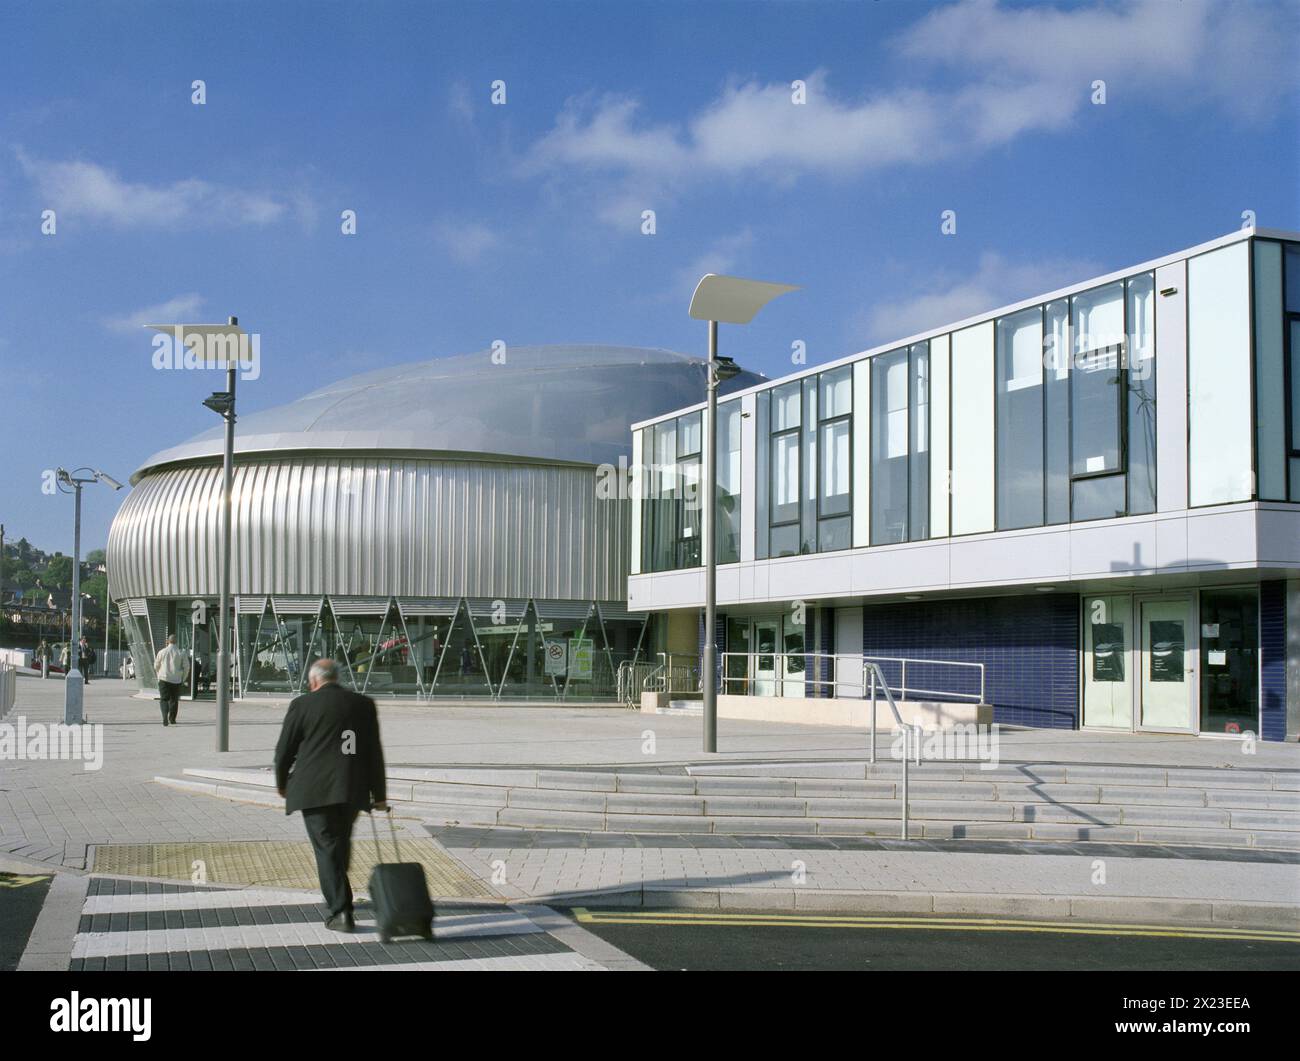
left=55, top=468, right=124, bottom=724
left=145, top=317, right=245, bottom=752
left=687, top=274, right=797, bottom=753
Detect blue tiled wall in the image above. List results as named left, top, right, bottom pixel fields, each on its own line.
left=1260, top=580, right=1287, bottom=743
left=859, top=593, right=1080, bottom=729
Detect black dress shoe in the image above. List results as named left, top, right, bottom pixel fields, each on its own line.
left=325, top=912, right=355, bottom=933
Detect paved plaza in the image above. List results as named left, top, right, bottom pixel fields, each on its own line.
left=3, top=675, right=1298, bottom=969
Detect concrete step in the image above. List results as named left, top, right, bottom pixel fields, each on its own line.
left=687, top=759, right=1297, bottom=790
left=158, top=760, right=1300, bottom=847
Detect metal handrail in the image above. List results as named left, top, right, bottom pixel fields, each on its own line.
left=717, top=650, right=984, bottom=705
left=642, top=652, right=701, bottom=697
left=860, top=662, right=918, bottom=839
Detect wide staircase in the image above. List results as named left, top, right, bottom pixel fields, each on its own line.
left=155, top=759, right=1300, bottom=850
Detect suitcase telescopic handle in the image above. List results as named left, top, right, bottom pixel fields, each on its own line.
left=369, top=808, right=402, bottom=863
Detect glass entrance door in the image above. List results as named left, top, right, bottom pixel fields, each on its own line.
left=1198, top=588, right=1259, bottom=736
left=1083, top=595, right=1133, bottom=729
left=1138, top=597, right=1196, bottom=731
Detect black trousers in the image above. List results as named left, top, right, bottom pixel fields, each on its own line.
left=302, top=805, right=358, bottom=918
left=158, top=681, right=181, bottom=723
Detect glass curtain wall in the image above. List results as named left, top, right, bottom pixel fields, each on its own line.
left=818, top=366, right=853, bottom=550
left=716, top=401, right=743, bottom=564
left=1070, top=280, right=1126, bottom=520
left=995, top=307, right=1045, bottom=530
left=868, top=348, right=928, bottom=545
left=639, top=411, right=709, bottom=571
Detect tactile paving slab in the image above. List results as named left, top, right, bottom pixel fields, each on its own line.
left=92, top=839, right=494, bottom=898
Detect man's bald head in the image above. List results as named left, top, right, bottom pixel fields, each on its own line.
left=308, top=658, right=339, bottom=691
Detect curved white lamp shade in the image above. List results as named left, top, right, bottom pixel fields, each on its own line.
left=688, top=273, right=799, bottom=324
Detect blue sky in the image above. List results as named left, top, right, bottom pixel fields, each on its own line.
left=1, top=0, right=1297, bottom=554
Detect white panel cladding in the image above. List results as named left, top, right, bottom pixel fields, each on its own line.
left=1187, top=241, right=1253, bottom=506
left=740, top=392, right=757, bottom=563
left=627, top=503, right=1299, bottom=610
left=108, top=457, right=630, bottom=601
left=949, top=321, right=994, bottom=535
left=630, top=428, right=643, bottom=574
left=852, top=360, right=870, bottom=548
left=928, top=333, right=951, bottom=538
left=834, top=607, right=863, bottom=696
left=1155, top=260, right=1188, bottom=511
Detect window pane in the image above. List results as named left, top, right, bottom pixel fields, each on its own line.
left=1126, top=274, right=1157, bottom=514
left=773, top=382, right=801, bottom=431
left=1073, top=281, right=1124, bottom=355
left=716, top=402, right=741, bottom=564
left=819, top=366, right=852, bottom=419
left=1072, top=474, right=1126, bottom=521
left=996, top=306, right=1044, bottom=529
left=871, top=350, right=909, bottom=544
left=770, top=522, right=799, bottom=557
left=1071, top=283, right=1123, bottom=480
left=818, top=515, right=851, bottom=552
left=1286, top=244, right=1300, bottom=312
left=1188, top=242, right=1253, bottom=505
left=1044, top=300, right=1070, bottom=523
left=755, top=390, right=770, bottom=559
left=820, top=420, right=850, bottom=516
left=1291, top=320, right=1300, bottom=454
left=771, top=433, right=800, bottom=522
left=908, top=342, right=930, bottom=540
left=1252, top=241, right=1286, bottom=500
left=678, top=457, right=700, bottom=567
left=655, top=421, right=676, bottom=491
left=801, top=378, right=818, bottom=553
left=678, top=411, right=701, bottom=456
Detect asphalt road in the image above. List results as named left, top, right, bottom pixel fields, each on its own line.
left=565, top=908, right=1300, bottom=971
left=0, top=872, right=52, bottom=971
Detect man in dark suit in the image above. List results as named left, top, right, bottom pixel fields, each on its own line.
left=274, top=658, right=388, bottom=933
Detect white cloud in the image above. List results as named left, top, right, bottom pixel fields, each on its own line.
left=861, top=252, right=1102, bottom=344
left=434, top=218, right=501, bottom=264
left=104, top=293, right=206, bottom=334
left=17, top=151, right=307, bottom=229
left=448, top=80, right=476, bottom=126
left=521, top=1, right=1298, bottom=223
left=665, top=228, right=757, bottom=304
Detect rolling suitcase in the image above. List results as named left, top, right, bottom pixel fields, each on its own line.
left=367, top=810, right=434, bottom=943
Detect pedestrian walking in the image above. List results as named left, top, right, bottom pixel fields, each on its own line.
left=37, top=640, right=51, bottom=679
left=274, top=658, right=388, bottom=933
left=153, top=634, right=189, bottom=726
left=78, top=635, right=96, bottom=684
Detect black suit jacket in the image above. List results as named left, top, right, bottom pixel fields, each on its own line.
left=273, top=683, right=387, bottom=815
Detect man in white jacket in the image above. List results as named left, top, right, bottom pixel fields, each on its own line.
left=153, top=635, right=189, bottom=727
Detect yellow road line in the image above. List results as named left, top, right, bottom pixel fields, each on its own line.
left=570, top=908, right=1300, bottom=943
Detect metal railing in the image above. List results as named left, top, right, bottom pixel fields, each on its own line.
left=863, top=661, right=918, bottom=840
left=0, top=662, right=17, bottom=719
left=641, top=652, right=702, bottom=698
left=617, top=659, right=663, bottom=708
left=717, top=650, right=984, bottom=705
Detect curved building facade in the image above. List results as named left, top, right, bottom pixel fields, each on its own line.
left=108, top=344, right=762, bottom=700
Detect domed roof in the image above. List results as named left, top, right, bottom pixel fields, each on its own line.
left=134, top=344, right=765, bottom=480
